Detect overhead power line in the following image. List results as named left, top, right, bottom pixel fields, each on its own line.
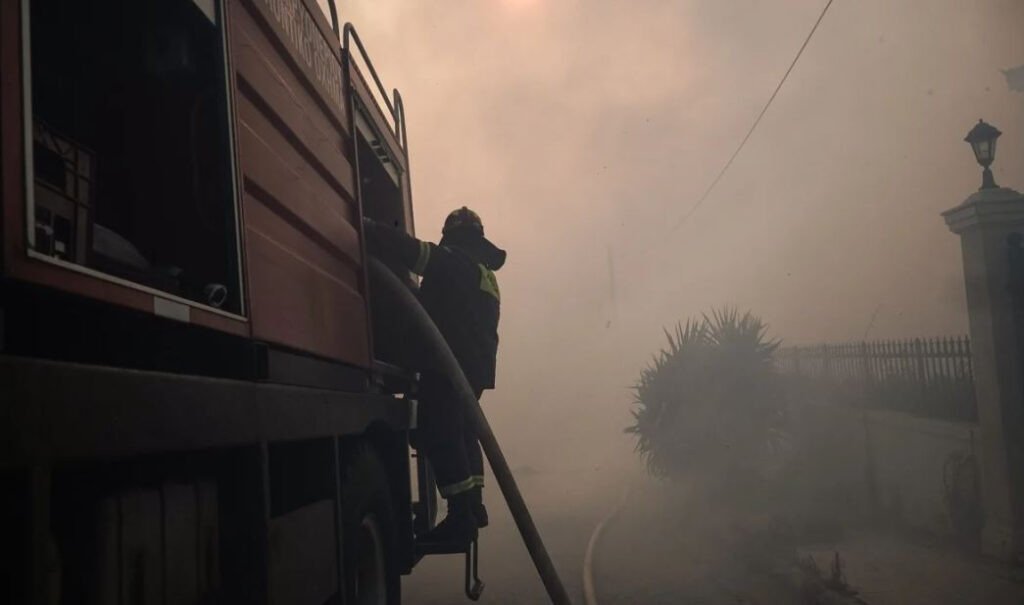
left=670, top=0, right=836, bottom=232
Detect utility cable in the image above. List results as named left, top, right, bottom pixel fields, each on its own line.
left=669, top=0, right=836, bottom=232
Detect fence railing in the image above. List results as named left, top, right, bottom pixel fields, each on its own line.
left=776, top=337, right=977, bottom=422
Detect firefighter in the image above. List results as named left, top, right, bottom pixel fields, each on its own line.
left=363, top=207, right=505, bottom=544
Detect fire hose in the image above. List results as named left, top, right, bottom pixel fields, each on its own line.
left=368, top=257, right=573, bottom=605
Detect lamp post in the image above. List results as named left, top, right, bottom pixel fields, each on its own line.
left=964, top=119, right=1002, bottom=190
left=945, top=121, right=1024, bottom=559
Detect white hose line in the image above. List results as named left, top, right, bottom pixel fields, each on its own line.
left=582, top=486, right=631, bottom=605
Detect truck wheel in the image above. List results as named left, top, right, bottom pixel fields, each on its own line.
left=342, top=444, right=401, bottom=605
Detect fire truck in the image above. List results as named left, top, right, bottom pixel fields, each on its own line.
left=0, top=0, right=444, bottom=602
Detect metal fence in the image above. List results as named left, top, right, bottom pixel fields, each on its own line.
left=776, top=337, right=977, bottom=422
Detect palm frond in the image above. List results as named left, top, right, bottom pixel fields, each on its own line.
left=626, top=307, right=787, bottom=478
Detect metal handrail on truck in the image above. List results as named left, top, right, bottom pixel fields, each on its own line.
left=393, top=88, right=409, bottom=156
left=343, top=22, right=408, bottom=152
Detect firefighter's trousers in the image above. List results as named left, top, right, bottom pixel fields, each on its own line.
left=417, top=372, right=484, bottom=498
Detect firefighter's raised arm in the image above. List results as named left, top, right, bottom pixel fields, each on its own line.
left=362, top=217, right=436, bottom=276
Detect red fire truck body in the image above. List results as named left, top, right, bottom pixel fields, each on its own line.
left=1, top=0, right=433, bottom=602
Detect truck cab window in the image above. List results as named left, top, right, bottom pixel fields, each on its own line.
left=355, top=110, right=404, bottom=231
left=27, top=0, right=242, bottom=313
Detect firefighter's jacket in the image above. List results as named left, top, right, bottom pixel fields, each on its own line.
left=363, top=219, right=505, bottom=391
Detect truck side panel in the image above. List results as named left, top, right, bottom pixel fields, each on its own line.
left=0, top=0, right=249, bottom=337
left=0, top=0, right=22, bottom=273
left=230, top=0, right=370, bottom=366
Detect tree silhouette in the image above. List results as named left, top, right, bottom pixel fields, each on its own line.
left=626, top=308, right=787, bottom=484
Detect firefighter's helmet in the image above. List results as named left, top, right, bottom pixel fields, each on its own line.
left=443, top=207, right=484, bottom=237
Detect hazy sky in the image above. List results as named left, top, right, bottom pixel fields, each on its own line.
left=340, top=0, right=1024, bottom=465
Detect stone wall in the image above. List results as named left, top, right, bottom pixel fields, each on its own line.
left=867, top=410, right=976, bottom=534
left=789, top=401, right=977, bottom=536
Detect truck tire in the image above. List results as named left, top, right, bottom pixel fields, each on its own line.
left=342, top=444, right=401, bottom=605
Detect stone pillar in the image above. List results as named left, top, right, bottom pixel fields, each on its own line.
left=944, top=186, right=1024, bottom=559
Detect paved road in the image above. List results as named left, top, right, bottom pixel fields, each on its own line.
left=591, top=479, right=803, bottom=605
left=402, top=465, right=629, bottom=604
left=801, top=533, right=1024, bottom=605
left=402, top=469, right=806, bottom=604
left=401, top=434, right=1024, bottom=605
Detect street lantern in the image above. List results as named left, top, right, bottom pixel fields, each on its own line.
left=964, top=119, right=1002, bottom=189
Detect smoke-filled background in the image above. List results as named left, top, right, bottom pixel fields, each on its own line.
left=339, top=0, right=1023, bottom=601
left=343, top=0, right=1023, bottom=470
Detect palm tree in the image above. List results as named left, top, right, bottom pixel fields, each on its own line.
left=626, top=308, right=786, bottom=482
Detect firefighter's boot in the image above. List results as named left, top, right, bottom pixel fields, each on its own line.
left=469, top=486, right=488, bottom=528
left=419, top=491, right=478, bottom=545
